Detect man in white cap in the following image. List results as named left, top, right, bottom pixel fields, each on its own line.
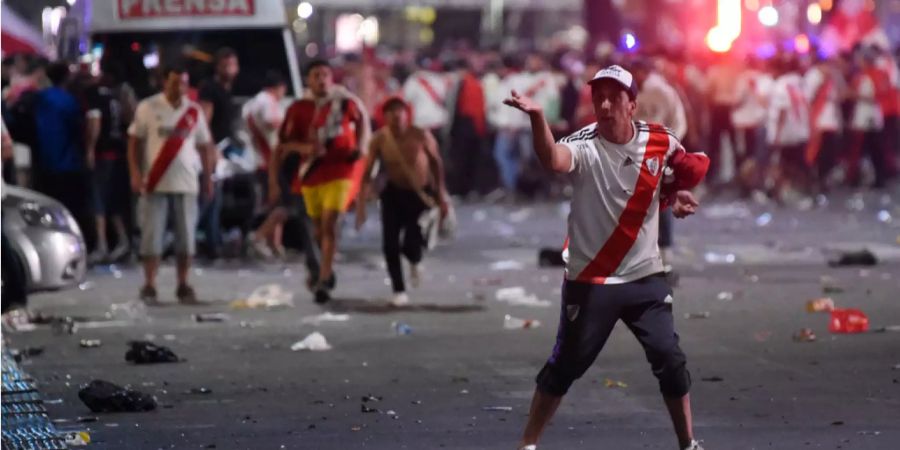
left=504, top=65, right=709, bottom=450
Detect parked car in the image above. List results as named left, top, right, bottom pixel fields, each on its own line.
left=2, top=185, right=87, bottom=296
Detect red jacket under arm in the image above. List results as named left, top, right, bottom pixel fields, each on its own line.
left=660, top=146, right=709, bottom=208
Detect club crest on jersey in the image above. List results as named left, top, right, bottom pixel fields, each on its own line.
left=645, top=156, right=660, bottom=176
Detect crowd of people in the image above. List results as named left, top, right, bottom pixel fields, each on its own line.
left=2, top=41, right=900, bottom=305
left=8, top=33, right=900, bottom=450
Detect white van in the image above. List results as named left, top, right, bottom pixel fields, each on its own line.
left=81, top=0, right=302, bottom=98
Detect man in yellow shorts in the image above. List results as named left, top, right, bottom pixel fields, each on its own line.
left=292, top=60, right=370, bottom=303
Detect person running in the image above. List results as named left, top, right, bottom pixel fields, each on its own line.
left=278, top=59, right=370, bottom=304
left=355, top=97, right=450, bottom=306
left=503, top=65, right=709, bottom=450
left=127, top=65, right=215, bottom=305
left=267, top=97, right=321, bottom=299
left=243, top=70, right=288, bottom=259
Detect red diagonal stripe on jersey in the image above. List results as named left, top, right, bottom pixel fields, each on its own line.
left=247, top=115, right=272, bottom=169
left=575, top=126, right=669, bottom=283
left=146, top=106, right=199, bottom=193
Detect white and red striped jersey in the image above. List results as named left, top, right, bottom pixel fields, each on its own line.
left=767, top=73, right=811, bottom=146
left=559, top=121, right=709, bottom=285
left=128, top=93, right=211, bottom=194
left=242, top=90, right=284, bottom=170
left=402, top=70, right=450, bottom=129
left=804, top=66, right=843, bottom=132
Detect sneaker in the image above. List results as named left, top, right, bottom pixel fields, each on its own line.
left=248, top=234, right=273, bottom=259
left=683, top=440, right=704, bottom=450
left=108, top=243, right=130, bottom=262
left=176, top=284, right=201, bottom=305
left=139, top=285, right=159, bottom=305
left=314, top=287, right=331, bottom=305
left=390, top=292, right=410, bottom=307
left=519, top=446, right=537, bottom=450
left=323, top=274, right=336, bottom=290
left=409, top=264, right=421, bottom=288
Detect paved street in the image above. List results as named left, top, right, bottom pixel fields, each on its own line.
left=7, top=190, right=900, bottom=450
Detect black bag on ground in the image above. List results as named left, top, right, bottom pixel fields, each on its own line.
left=78, top=380, right=157, bottom=413
left=828, top=249, right=878, bottom=267
left=125, top=341, right=180, bottom=364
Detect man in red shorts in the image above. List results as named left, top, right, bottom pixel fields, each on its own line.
left=271, top=59, right=370, bottom=303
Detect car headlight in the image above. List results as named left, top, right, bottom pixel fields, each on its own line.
left=19, top=201, right=70, bottom=230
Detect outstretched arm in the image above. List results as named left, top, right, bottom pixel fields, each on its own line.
left=503, top=90, right=573, bottom=173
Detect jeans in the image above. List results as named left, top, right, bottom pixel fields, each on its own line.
left=493, top=129, right=533, bottom=191
left=290, top=194, right=321, bottom=281
left=197, top=179, right=223, bottom=258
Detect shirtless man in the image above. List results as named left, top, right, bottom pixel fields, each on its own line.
left=356, top=97, right=449, bottom=306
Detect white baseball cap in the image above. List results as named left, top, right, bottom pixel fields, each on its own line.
left=588, top=65, right=638, bottom=99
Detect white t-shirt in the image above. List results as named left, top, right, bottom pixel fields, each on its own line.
left=851, top=73, right=884, bottom=131
left=530, top=71, right=561, bottom=123
left=559, top=121, right=683, bottom=284
left=128, top=94, right=212, bottom=194
left=804, top=66, right=842, bottom=132
left=731, top=70, right=773, bottom=129
left=483, top=72, right=504, bottom=129
left=242, top=90, right=283, bottom=170
left=766, top=73, right=811, bottom=146
left=494, top=72, right=548, bottom=129
left=402, top=70, right=450, bottom=130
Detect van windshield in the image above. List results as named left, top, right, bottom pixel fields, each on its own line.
left=92, top=28, right=296, bottom=99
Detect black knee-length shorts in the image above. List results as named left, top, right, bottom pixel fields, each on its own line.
left=536, top=273, right=691, bottom=398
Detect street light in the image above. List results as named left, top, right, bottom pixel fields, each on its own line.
left=706, top=27, right=733, bottom=53
left=297, top=2, right=313, bottom=20
left=795, top=34, right=810, bottom=54
left=622, top=33, right=638, bottom=52
left=807, top=3, right=822, bottom=25
left=758, top=6, right=778, bottom=27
